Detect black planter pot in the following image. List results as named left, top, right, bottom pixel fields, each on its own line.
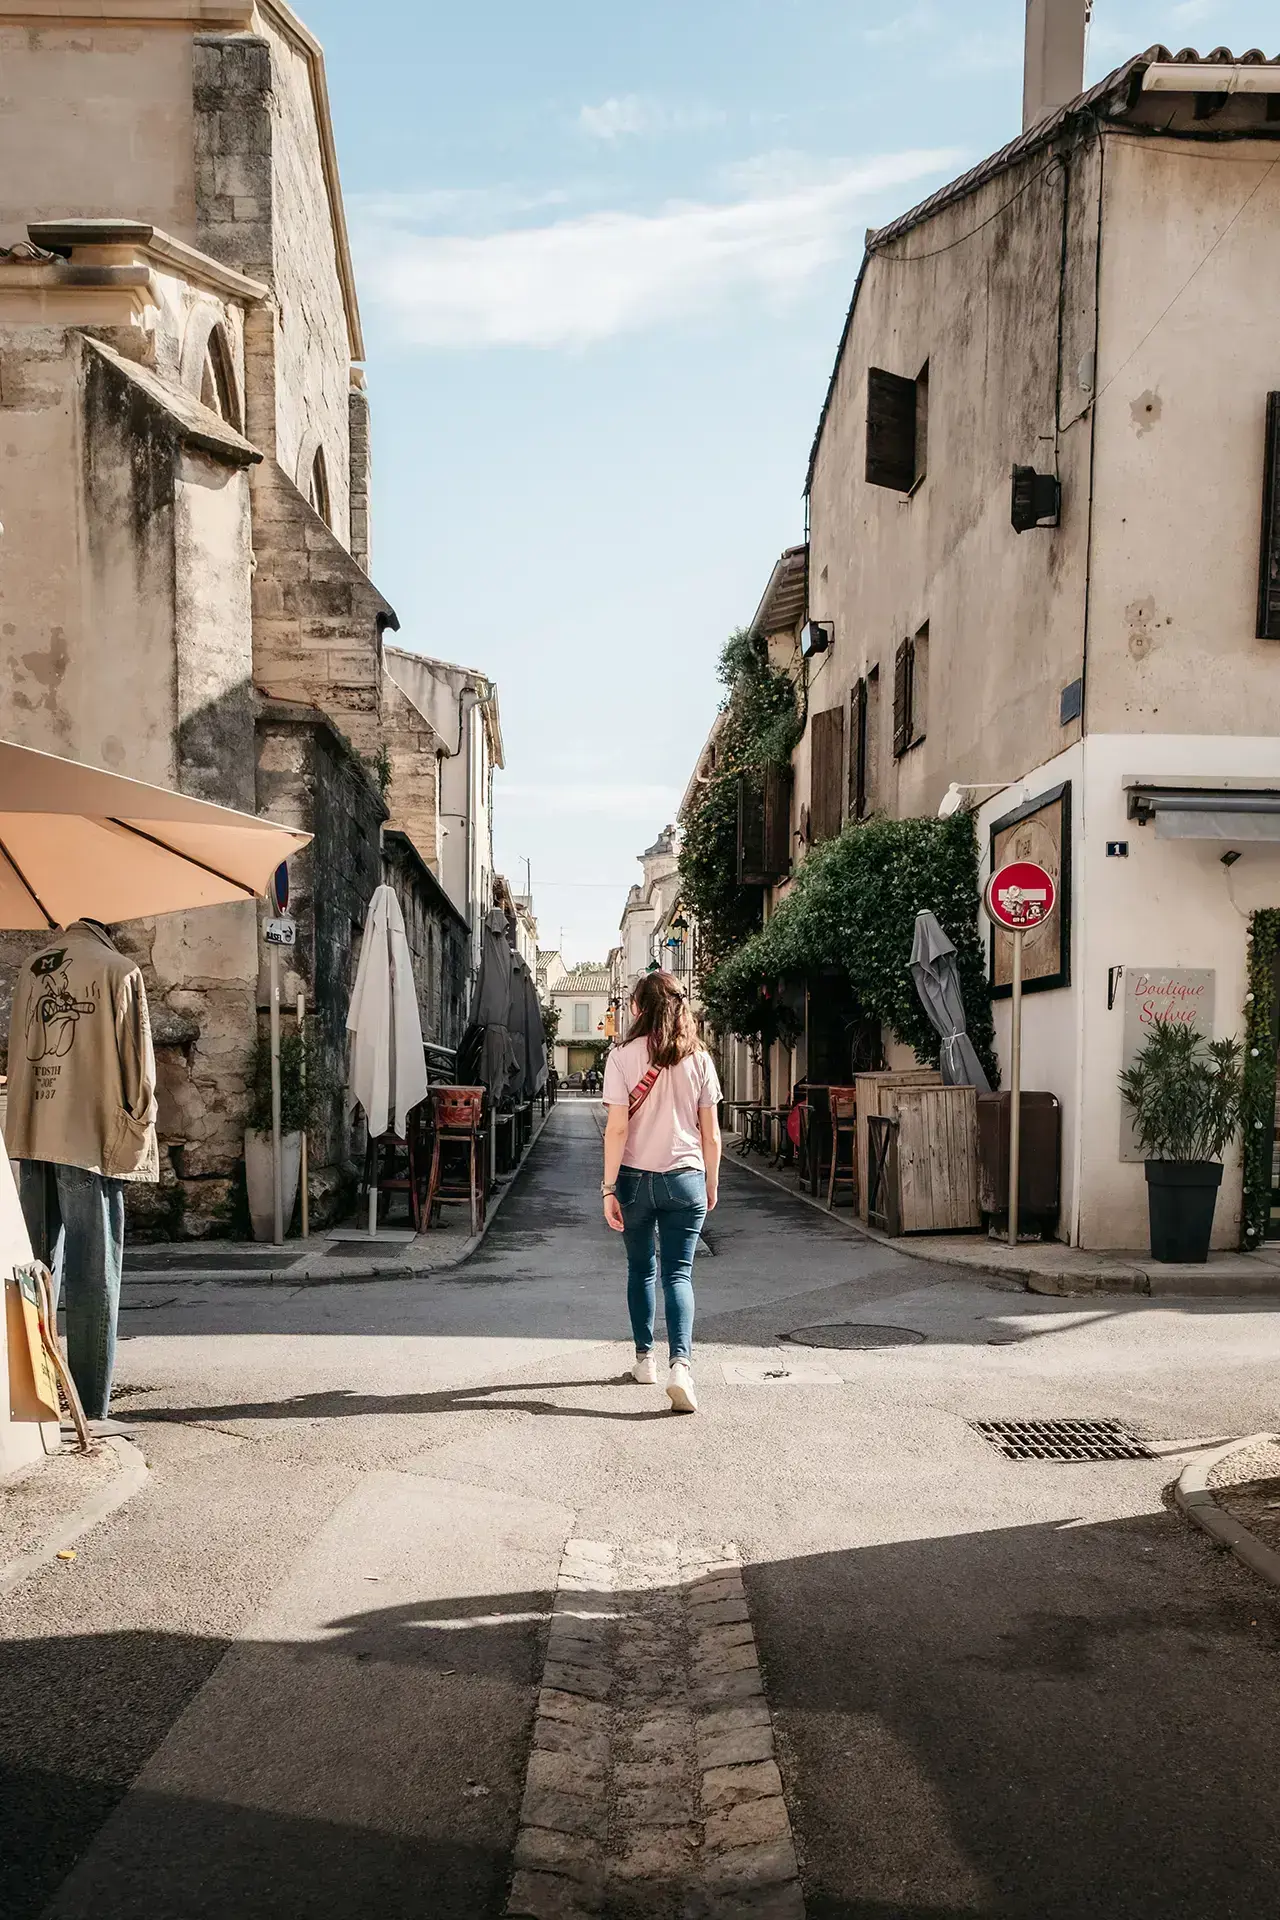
left=1144, top=1159, right=1224, bottom=1264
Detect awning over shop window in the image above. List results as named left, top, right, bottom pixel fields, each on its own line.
left=1127, top=784, right=1280, bottom=842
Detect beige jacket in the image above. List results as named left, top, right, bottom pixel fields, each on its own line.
left=5, top=921, right=159, bottom=1182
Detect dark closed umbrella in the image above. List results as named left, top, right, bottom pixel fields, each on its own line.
left=909, top=910, right=991, bottom=1092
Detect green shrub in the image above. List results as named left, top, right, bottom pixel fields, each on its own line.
left=701, top=809, right=996, bottom=1080
left=1119, top=1022, right=1243, bottom=1163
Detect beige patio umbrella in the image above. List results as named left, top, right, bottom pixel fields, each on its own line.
left=0, top=739, right=311, bottom=1472
left=0, top=738, right=310, bottom=928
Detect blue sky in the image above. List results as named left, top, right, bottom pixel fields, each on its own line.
left=302, top=0, right=1277, bottom=962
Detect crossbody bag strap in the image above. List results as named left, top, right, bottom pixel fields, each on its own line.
left=627, top=1065, right=664, bottom=1119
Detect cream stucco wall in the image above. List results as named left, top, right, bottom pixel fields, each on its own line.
left=805, top=137, right=1100, bottom=818
left=978, top=734, right=1280, bottom=1252
left=1086, top=136, right=1280, bottom=737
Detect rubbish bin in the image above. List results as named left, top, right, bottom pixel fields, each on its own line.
left=976, top=1092, right=1061, bottom=1238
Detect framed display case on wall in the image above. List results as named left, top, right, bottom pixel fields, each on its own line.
left=988, top=782, right=1071, bottom=996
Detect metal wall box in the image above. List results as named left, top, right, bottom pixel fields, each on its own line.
left=976, top=1091, right=1061, bottom=1233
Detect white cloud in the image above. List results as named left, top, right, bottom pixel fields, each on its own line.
left=577, top=95, right=726, bottom=140
left=358, top=147, right=965, bottom=350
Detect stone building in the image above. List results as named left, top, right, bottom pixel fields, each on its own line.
left=0, top=1, right=482, bottom=1233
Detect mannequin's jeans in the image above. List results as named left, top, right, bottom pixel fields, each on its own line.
left=616, top=1166, right=706, bottom=1363
left=19, top=1162, right=125, bottom=1420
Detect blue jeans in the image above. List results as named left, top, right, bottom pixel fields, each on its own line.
left=617, top=1165, right=706, bottom=1363
left=19, top=1161, right=125, bottom=1421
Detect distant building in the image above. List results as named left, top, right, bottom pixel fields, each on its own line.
left=547, top=965, right=613, bottom=1079
left=615, top=826, right=681, bottom=1032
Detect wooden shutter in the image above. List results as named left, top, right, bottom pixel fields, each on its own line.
left=849, top=678, right=867, bottom=820
left=763, top=762, right=792, bottom=878
left=866, top=368, right=917, bottom=492
left=736, top=769, right=767, bottom=885
left=1258, top=391, right=1280, bottom=639
left=892, top=640, right=912, bottom=758
left=809, top=706, right=845, bottom=844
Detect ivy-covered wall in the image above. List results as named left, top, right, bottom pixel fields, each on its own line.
left=701, top=810, right=997, bottom=1082
left=678, top=627, right=802, bottom=975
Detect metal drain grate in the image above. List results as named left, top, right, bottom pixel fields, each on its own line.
left=971, top=1419, right=1153, bottom=1462
left=785, top=1323, right=926, bottom=1351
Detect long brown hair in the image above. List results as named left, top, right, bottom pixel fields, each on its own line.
left=629, top=971, right=699, bottom=1067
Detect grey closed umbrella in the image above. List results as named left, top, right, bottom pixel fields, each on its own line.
left=909, top=910, right=991, bottom=1092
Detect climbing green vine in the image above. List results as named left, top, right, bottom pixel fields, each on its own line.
left=677, top=628, right=802, bottom=976
left=701, top=810, right=997, bottom=1082
left=1241, top=908, right=1280, bottom=1248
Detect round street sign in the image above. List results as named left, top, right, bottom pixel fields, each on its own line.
left=985, top=860, right=1056, bottom=931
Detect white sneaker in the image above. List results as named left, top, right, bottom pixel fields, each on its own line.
left=667, top=1360, right=698, bottom=1413
left=632, top=1351, right=658, bottom=1385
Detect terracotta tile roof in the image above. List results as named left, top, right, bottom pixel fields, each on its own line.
left=552, top=967, right=613, bottom=994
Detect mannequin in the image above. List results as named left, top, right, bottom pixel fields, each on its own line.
left=5, top=919, right=157, bottom=1423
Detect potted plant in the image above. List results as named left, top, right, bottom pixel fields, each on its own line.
left=1119, top=1023, right=1243, bottom=1263
left=244, top=1030, right=319, bottom=1241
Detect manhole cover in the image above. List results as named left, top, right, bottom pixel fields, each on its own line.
left=971, top=1419, right=1153, bottom=1462
left=785, top=1323, right=926, bottom=1351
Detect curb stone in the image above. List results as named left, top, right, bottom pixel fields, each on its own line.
left=728, top=1147, right=1280, bottom=1299
left=0, top=1436, right=149, bottom=1599
left=1175, top=1433, right=1280, bottom=1589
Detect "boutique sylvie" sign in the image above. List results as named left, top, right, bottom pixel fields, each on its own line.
left=1119, top=967, right=1215, bottom=1161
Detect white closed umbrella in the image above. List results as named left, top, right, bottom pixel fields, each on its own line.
left=347, top=885, right=429, bottom=1235
left=0, top=737, right=310, bottom=926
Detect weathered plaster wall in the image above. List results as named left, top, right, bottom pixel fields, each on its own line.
left=806, top=136, right=1100, bottom=823
left=382, top=832, right=469, bottom=1051
left=1086, top=134, right=1280, bottom=736
left=0, top=327, right=83, bottom=758
left=81, top=340, right=180, bottom=781
left=258, top=13, right=350, bottom=544
left=257, top=706, right=385, bottom=1213
left=383, top=674, right=442, bottom=875
left=0, top=21, right=197, bottom=243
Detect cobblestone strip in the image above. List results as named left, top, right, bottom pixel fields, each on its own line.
left=506, top=1538, right=803, bottom=1919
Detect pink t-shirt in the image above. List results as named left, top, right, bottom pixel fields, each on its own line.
left=603, top=1037, right=722, bottom=1173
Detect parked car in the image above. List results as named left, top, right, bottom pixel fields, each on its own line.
left=564, top=1071, right=584, bottom=1091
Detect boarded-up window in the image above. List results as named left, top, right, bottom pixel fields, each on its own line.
left=892, top=640, right=912, bottom=758
left=849, top=678, right=867, bottom=821
left=763, top=762, right=792, bottom=878
left=738, top=766, right=790, bottom=882
left=866, top=367, right=918, bottom=493
left=810, top=706, right=845, bottom=844
left=1258, top=391, right=1280, bottom=638
left=736, top=768, right=766, bottom=885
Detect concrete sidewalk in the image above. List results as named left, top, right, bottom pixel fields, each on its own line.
left=730, top=1146, right=1280, bottom=1297
left=122, top=1106, right=552, bottom=1284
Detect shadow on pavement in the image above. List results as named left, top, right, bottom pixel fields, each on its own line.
left=5, top=1507, right=1280, bottom=1919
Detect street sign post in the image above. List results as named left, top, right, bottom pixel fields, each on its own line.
left=264, top=864, right=293, bottom=1246
left=984, top=860, right=1057, bottom=1247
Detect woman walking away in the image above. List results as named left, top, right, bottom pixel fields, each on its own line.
left=601, top=972, right=722, bottom=1413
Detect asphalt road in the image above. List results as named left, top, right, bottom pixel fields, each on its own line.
left=4, top=1098, right=1280, bottom=1918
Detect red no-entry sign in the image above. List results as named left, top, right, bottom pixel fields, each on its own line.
left=983, top=858, right=1057, bottom=1251
left=985, top=860, right=1056, bottom=931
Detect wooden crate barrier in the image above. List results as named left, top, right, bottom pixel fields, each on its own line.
left=883, top=1083, right=980, bottom=1233
left=855, top=1070, right=941, bottom=1223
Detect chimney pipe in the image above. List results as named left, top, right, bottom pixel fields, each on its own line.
left=1022, top=0, right=1092, bottom=132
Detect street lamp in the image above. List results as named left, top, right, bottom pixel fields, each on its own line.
left=937, top=782, right=1030, bottom=820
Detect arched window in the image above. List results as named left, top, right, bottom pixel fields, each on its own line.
left=307, top=445, right=331, bottom=528
left=198, top=323, right=241, bottom=430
